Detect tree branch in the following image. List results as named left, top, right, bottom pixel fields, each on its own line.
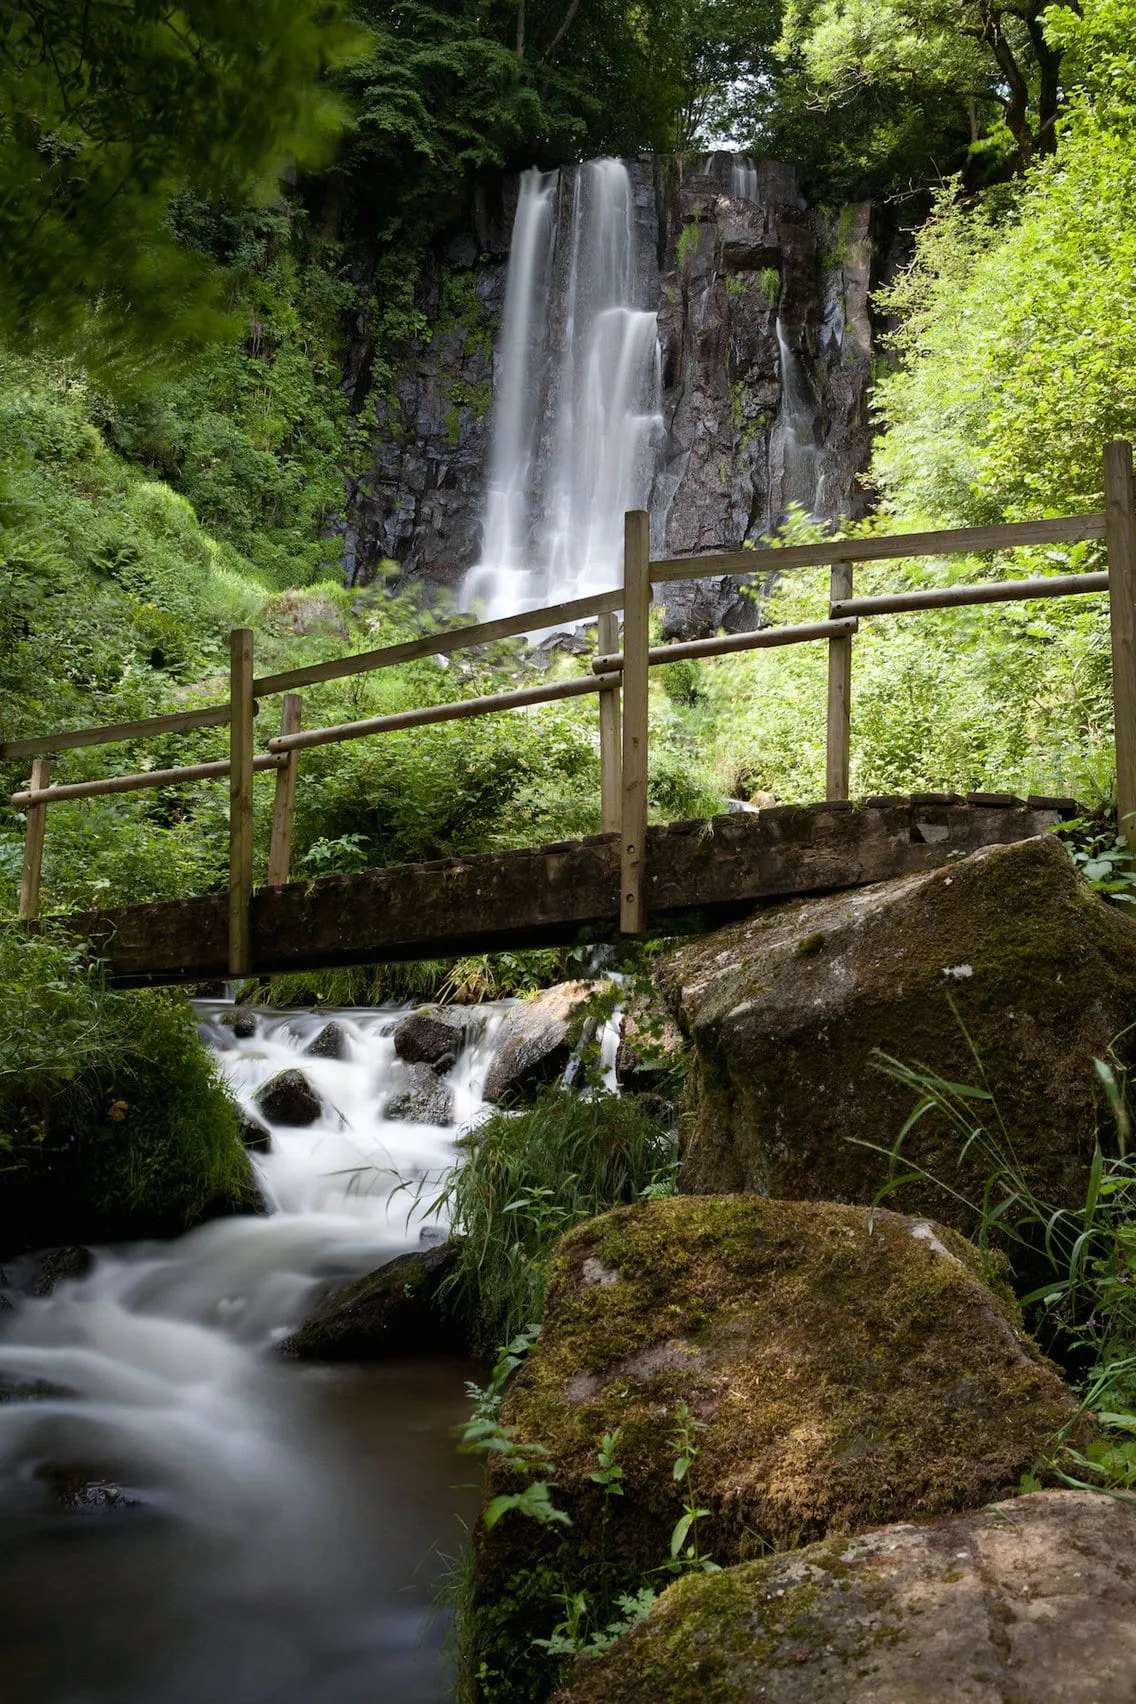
left=539, top=0, right=584, bottom=64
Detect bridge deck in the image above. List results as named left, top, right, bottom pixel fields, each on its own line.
left=65, top=796, right=1071, bottom=986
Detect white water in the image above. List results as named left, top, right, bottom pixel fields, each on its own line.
left=0, top=1003, right=515, bottom=1704
left=772, top=317, right=822, bottom=520
left=464, top=158, right=664, bottom=620
left=729, top=157, right=759, bottom=201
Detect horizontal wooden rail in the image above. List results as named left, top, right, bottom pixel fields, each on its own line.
left=252, top=588, right=625, bottom=698
left=592, top=616, right=858, bottom=674
left=11, top=752, right=284, bottom=808
left=650, top=511, right=1106, bottom=584
left=832, top=571, right=1110, bottom=619
left=0, top=701, right=236, bottom=763
left=269, top=671, right=622, bottom=755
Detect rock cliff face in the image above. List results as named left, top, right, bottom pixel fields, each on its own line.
left=342, top=156, right=873, bottom=633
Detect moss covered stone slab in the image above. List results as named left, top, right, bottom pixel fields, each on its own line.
left=471, top=1195, right=1078, bottom=1703
left=551, top=1490, right=1136, bottom=1704
left=656, top=835, right=1136, bottom=1227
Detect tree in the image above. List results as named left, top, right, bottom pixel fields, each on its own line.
left=778, top=0, right=1076, bottom=179
left=0, top=1, right=366, bottom=362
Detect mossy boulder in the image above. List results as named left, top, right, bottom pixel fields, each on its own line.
left=655, top=835, right=1136, bottom=1229
left=470, top=1195, right=1079, bottom=1704
left=551, top=1490, right=1136, bottom=1704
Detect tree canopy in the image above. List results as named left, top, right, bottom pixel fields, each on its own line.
left=0, top=1, right=365, bottom=360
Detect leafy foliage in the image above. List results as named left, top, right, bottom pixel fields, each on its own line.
left=0, top=927, right=252, bottom=1250
left=0, top=0, right=366, bottom=368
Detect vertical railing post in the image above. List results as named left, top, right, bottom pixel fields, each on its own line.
left=268, top=693, right=303, bottom=888
left=620, top=511, right=651, bottom=934
left=1106, top=441, right=1136, bottom=853
left=826, top=560, right=853, bottom=801
left=18, top=757, right=50, bottom=922
left=228, top=628, right=255, bottom=977
left=597, top=611, right=622, bottom=834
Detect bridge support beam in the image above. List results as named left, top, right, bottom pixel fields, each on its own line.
left=621, top=510, right=651, bottom=934
left=228, top=629, right=255, bottom=977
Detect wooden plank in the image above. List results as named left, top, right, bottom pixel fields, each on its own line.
left=18, top=757, right=50, bottom=921
left=826, top=563, right=853, bottom=800
left=597, top=611, right=622, bottom=834
left=66, top=802, right=1064, bottom=984
left=592, top=615, right=858, bottom=673
left=269, top=671, right=620, bottom=755
left=832, top=570, right=1110, bottom=618
left=228, top=629, right=256, bottom=978
left=621, top=511, right=652, bottom=934
left=252, top=587, right=625, bottom=699
left=1106, top=441, right=1136, bottom=851
left=0, top=702, right=233, bottom=762
left=10, top=753, right=282, bottom=808
left=649, top=511, right=1107, bottom=585
left=268, top=694, right=303, bottom=887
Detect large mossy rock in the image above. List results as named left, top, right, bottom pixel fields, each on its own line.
left=551, top=1490, right=1136, bottom=1704
left=655, top=835, right=1136, bottom=1227
left=471, top=1195, right=1078, bottom=1704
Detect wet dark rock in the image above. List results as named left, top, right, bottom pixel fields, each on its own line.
left=34, top=1462, right=140, bottom=1513
left=483, top=982, right=596, bottom=1105
left=240, top=1116, right=272, bottom=1154
left=30, top=1246, right=94, bottom=1297
left=305, top=1020, right=349, bottom=1060
left=278, top=1240, right=466, bottom=1360
left=393, top=1010, right=465, bottom=1070
left=220, top=1008, right=257, bottom=1039
left=255, top=1069, right=323, bottom=1127
left=383, top=1066, right=455, bottom=1126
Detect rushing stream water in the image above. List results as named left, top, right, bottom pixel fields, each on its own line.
left=0, top=1003, right=515, bottom=1704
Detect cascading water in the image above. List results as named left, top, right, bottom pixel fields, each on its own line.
left=0, top=1003, right=515, bottom=1704
left=729, top=157, right=759, bottom=201
left=463, top=158, right=664, bottom=619
left=771, top=318, right=823, bottom=520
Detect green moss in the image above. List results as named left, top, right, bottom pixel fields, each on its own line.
left=469, top=1192, right=1079, bottom=1704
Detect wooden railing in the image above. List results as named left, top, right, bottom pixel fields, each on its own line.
left=6, top=439, right=1135, bottom=972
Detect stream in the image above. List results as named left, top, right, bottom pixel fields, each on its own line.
left=0, top=1002, right=515, bottom=1704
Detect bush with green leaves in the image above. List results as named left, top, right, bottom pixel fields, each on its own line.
left=0, top=928, right=254, bottom=1254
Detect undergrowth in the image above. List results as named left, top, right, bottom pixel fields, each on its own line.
left=416, top=1088, right=677, bottom=1357
left=0, top=927, right=253, bottom=1252
left=864, top=1030, right=1136, bottom=1494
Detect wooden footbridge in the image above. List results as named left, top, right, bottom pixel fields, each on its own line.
left=6, top=441, right=1136, bottom=987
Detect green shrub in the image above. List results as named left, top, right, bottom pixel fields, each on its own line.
left=0, top=928, right=255, bottom=1253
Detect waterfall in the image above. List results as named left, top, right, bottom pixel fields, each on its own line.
left=730, top=157, right=759, bottom=201
left=463, top=158, right=664, bottom=620
left=771, top=317, right=823, bottom=520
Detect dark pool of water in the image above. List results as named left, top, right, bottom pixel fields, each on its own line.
left=0, top=1357, right=483, bottom=1704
